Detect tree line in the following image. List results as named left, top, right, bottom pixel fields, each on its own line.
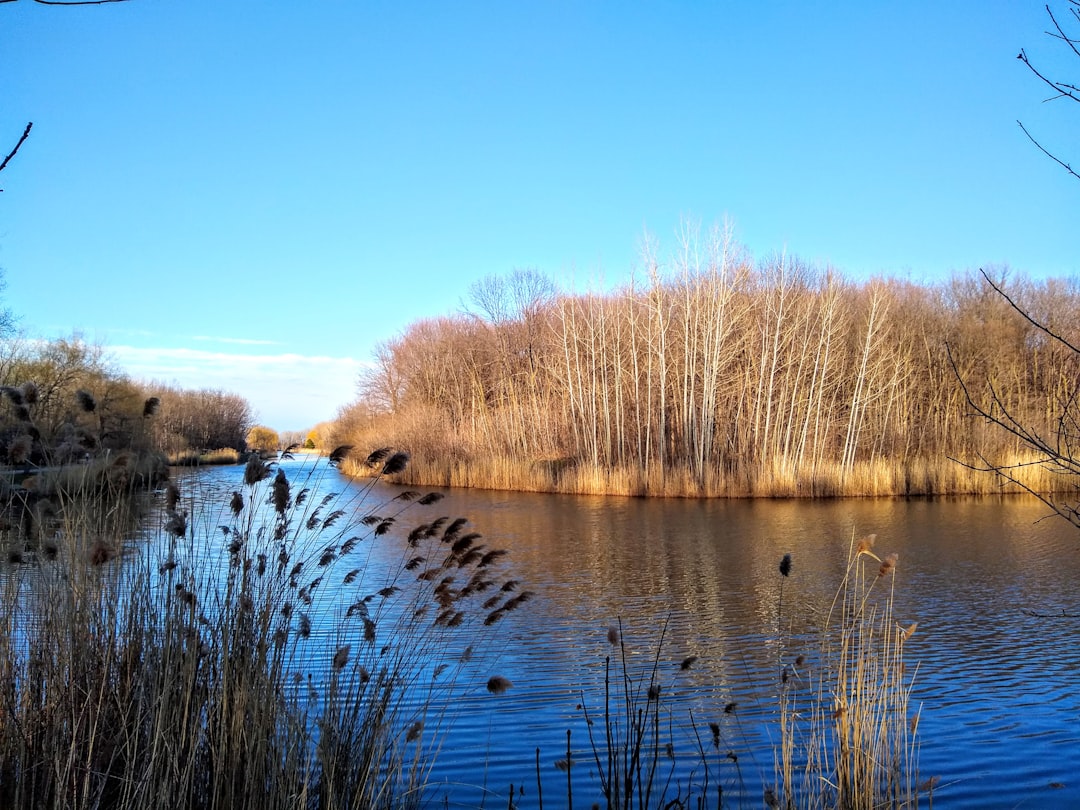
left=0, top=332, right=256, bottom=466
left=333, top=230, right=1080, bottom=497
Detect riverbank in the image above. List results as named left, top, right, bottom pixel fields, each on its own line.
left=340, top=449, right=1055, bottom=499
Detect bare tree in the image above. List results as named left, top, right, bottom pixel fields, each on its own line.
left=949, top=270, right=1080, bottom=528
left=1017, top=2, right=1080, bottom=181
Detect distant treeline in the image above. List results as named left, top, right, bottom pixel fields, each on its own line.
left=333, top=232, right=1080, bottom=497
left=0, top=335, right=254, bottom=466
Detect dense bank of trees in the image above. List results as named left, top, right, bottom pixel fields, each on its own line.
left=333, top=235, right=1080, bottom=496
left=148, top=384, right=253, bottom=454
left=0, top=334, right=256, bottom=464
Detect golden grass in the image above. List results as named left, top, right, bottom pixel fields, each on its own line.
left=342, top=446, right=1065, bottom=500
left=167, top=447, right=243, bottom=466
left=775, top=535, right=920, bottom=809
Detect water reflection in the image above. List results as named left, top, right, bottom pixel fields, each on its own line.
left=173, top=463, right=1080, bottom=808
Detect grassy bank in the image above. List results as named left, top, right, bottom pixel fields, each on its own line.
left=341, top=448, right=1059, bottom=499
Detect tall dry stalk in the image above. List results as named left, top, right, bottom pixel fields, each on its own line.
left=775, top=535, right=920, bottom=810
left=0, top=444, right=518, bottom=810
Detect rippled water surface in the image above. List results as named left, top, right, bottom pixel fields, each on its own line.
left=176, top=459, right=1080, bottom=809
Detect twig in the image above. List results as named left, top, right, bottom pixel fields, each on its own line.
left=0, top=122, right=32, bottom=190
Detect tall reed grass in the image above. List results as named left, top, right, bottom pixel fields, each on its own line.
left=774, top=535, right=920, bottom=809
left=533, top=536, right=922, bottom=810
left=343, top=446, right=1062, bottom=499
left=0, top=445, right=518, bottom=809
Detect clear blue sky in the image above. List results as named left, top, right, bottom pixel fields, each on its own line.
left=1, top=1, right=1075, bottom=431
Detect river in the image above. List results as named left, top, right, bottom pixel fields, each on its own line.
left=173, top=457, right=1080, bottom=809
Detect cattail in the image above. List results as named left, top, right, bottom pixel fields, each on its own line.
left=680, top=655, right=698, bottom=671
left=142, top=396, right=160, bottom=418
left=878, top=553, right=899, bottom=578
left=332, top=644, right=351, bottom=670
left=486, top=675, right=513, bottom=694
left=75, top=390, right=97, bottom=413
left=779, top=553, right=792, bottom=577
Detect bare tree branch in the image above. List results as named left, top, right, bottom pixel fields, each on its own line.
left=0, top=0, right=132, bottom=5
left=0, top=122, right=32, bottom=192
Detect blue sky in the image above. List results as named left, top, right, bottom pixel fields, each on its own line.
left=1, top=1, right=1075, bottom=431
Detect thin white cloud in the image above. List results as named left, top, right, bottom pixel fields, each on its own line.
left=190, top=335, right=282, bottom=346
left=109, top=345, right=365, bottom=430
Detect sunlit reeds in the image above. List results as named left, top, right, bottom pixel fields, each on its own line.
left=0, top=441, right=516, bottom=809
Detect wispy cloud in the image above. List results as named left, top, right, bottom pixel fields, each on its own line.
left=190, top=335, right=282, bottom=346
left=109, top=345, right=367, bottom=430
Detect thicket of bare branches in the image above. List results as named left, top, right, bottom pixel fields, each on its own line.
left=336, top=230, right=1080, bottom=496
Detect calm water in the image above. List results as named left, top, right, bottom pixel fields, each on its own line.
left=175, top=459, right=1080, bottom=809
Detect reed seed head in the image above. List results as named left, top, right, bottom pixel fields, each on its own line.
left=878, top=552, right=899, bottom=578
left=243, top=455, right=271, bottom=485
left=75, top=390, right=97, bottom=413
left=607, top=625, right=620, bottom=646
left=779, top=553, right=792, bottom=577
left=486, top=675, right=513, bottom=694
left=229, top=491, right=243, bottom=516
left=7, top=434, right=31, bottom=465
left=856, top=533, right=878, bottom=556
left=680, top=655, right=698, bottom=671
left=332, top=644, right=351, bottom=670
left=272, top=468, right=290, bottom=514
left=381, top=451, right=410, bottom=476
